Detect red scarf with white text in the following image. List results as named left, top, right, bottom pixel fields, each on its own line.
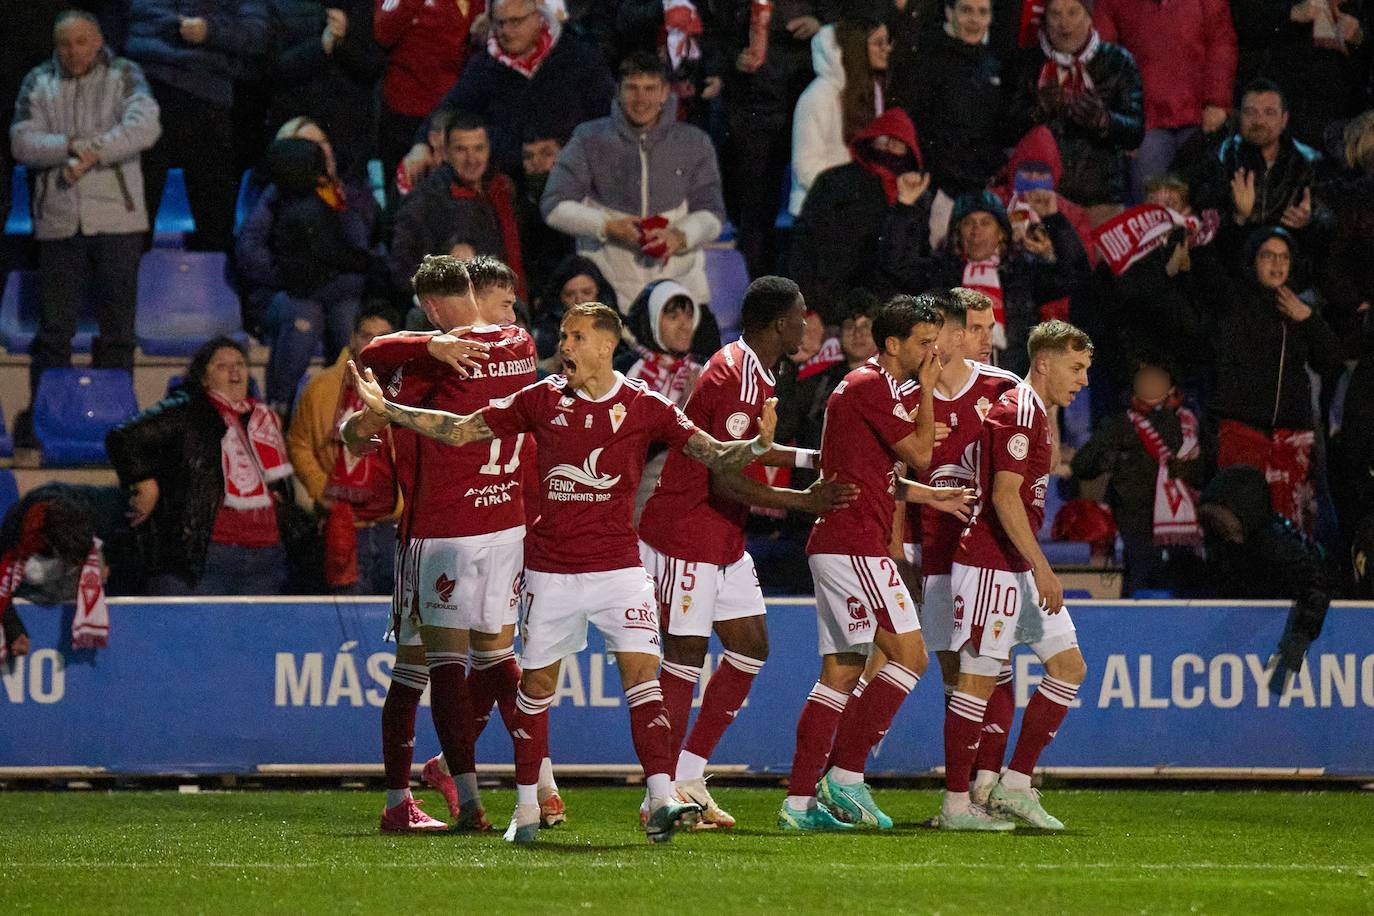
left=487, top=21, right=554, bottom=77
left=1127, top=395, right=1202, bottom=545
left=1037, top=28, right=1101, bottom=99
left=0, top=504, right=108, bottom=659
left=208, top=390, right=292, bottom=510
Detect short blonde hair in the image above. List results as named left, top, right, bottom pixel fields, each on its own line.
left=1345, top=111, right=1374, bottom=175
left=1028, top=319, right=1093, bottom=361
left=276, top=116, right=320, bottom=141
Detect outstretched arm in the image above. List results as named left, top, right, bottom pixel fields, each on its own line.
left=681, top=397, right=779, bottom=476
left=346, top=361, right=494, bottom=448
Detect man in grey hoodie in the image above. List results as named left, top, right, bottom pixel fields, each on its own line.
left=10, top=11, right=161, bottom=414
left=541, top=51, right=726, bottom=313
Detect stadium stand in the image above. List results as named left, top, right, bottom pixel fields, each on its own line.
left=135, top=250, right=245, bottom=356
left=30, top=368, right=139, bottom=466
left=0, top=270, right=98, bottom=355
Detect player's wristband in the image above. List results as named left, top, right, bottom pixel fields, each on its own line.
left=749, top=437, right=770, bottom=456
left=793, top=449, right=818, bottom=469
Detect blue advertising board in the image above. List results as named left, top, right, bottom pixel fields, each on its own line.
left=1, top=598, right=1371, bottom=776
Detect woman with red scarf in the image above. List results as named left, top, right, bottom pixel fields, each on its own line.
left=106, top=338, right=298, bottom=595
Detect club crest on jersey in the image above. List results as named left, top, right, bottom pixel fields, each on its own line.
left=584, top=414, right=593, bottom=428
left=680, top=594, right=692, bottom=615
left=893, top=402, right=913, bottom=422
left=895, top=591, right=907, bottom=612
left=992, top=619, right=1005, bottom=639
left=1007, top=433, right=1030, bottom=460
left=725, top=411, right=750, bottom=439
left=609, top=402, right=627, bottom=433
left=948, top=412, right=959, bottom=429
left=975, top=396, right=992, bottom=421
left=558, top=396, right=575, bottom=409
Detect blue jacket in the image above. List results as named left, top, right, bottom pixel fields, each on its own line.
left=125, top=0, right=268, bottom=108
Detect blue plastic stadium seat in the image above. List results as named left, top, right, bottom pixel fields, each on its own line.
left=31, top=368, right=138, bottom=465
left=234, top=168, right=262, bottom=233
left=5, top=166, right=33, bottom=236
left=704, top=247, right=749, bottom=333
left=1040, top=540, right=1092, bottom=565
left=0, top=469, right=17, bottom=522
left=0, top=270, right=98, bottom=354
left=1064, top=589, right=1093, bottom=600
left=136, top=250, right=245, bottom=356
left=0, top=402, right=13, bottom=458
left=155, top=168, right=196, bottom=235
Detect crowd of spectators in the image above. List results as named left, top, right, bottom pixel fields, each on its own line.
left=3, top=0, right=1374, bottom=610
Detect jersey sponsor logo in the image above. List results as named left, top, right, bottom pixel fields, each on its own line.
left=551, top=414, right=569, bottom=427
left=725, top=411, right=750, bottom=439
left=953, top=594, right=965, bottom=623
left=609, top=402, right=627, bottom=433
left=1007, top=433, right=1030, bottom=460
left=1033, top=473, right=1049, bottom=508
left=463, top=479, right=518, bottom=507
left=386, top=368, right=404, bottom=397
left=974, top=396, right=992, bottom=421
left=426, top=573, right=457, bottom=610
left=893, top=402, right=913, bottom=422
left=545, top=447, right=620, bottom=502
left=846, top=596, right=872, bottom=633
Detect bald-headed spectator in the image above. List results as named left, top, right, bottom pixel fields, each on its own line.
left=10, top=11, right=161, bottom=442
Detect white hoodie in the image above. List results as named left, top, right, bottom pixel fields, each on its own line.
left=788, top=25, right=852, bottom=217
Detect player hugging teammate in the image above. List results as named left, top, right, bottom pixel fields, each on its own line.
left=344, top=260, right=1094, bottom=841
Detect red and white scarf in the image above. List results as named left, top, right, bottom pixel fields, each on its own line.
left=487, top=19, right=554, bottom=78
left=325, top=373, right=396, bottom=520
left=627, top=346, right=701, bottom=406
left=1093, top=203, right=1221, bottom=277
left=962, top=256, right=1005, bottom=328
left=208, top=390, right=292, bottom=511
left=1017, top=0, right=1045, bottom=49
left=1037, top=28, right=1101, bottom=98
left=663, top=0, right=703, bottom=70
left=1127, top=397, right=1202, bottom=545
left=0, top=504, right=108, bottom=659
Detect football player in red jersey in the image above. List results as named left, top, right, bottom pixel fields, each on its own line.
left=638, top=276, right=858, bottom=828
left=350, top=302, right=792, bottom=844
left=938, top=320, right=1093, bottom=832
left=344, top=256, right=561, bottom=833
left=783, top=294, right=966, bottom=831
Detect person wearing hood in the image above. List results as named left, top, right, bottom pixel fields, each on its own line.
left=1199, top=464, right=1331, bottom=694
left=1210, top=225, right=1343, bottom=536
left=532, top=255, right=619, bottom=365
left=10, top=11, right=162, bottom=446
left=389, top=113, right=526, bottom=300
left=400, top=0, right=615, bottom=186
left=788, top=17, right=892, bottom=217
left=540, top=52, right=727, bottom=313
left=880, top=188, right=1089, bottom=374
left=896, top=0, right=1007, bottom=215
left=1006, top=0, right=1144, bottom=222
left=988, top=125, right=1096, bottom=262
left=788, top=107, right=930, bottom=325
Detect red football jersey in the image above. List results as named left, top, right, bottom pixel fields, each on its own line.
left=918, top=362, right=1021, bottom=576
left=359, top=326, right=537, bottom=540
left=482, top=372, right=700, bottom=574
left=638, top=339, right=775, bottom=565
left=954, top=382, right=1054, bottom=573
left=807, top=359, right=920, bottom=558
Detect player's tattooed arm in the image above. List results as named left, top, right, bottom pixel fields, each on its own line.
left=347, top=360, right=495, bottom=447
left=340, top=408, right=391, bottom=456
left=682, top=397, right=778, bottom=474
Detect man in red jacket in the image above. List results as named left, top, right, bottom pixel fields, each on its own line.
left=1094, top=0, right=1236, bottom=202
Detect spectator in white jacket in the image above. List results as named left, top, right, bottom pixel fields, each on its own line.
left=9, top=11, right=161, bottom=427
left=788, top=17, right=891, bottom=217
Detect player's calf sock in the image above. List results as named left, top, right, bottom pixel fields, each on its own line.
left=457, top=772, right=480, bottom=807
left=787, top=681, right=848, bottom=798
left=510, top=688, right=553, bottom=803
left=1006, top=676, right=1079, bottom=779
left=659, top=660, right=701, bottom=768
left=943, top=691, right=989, bottom=804
left=683, top=650, right=762, bottom=765
left=829, top=662, right=920, bottom=776
left=824, top=676, right=867, bottom=771
left=469, top=647, right=521, bottom=732
left=625, top=680, right=676, bottom=791
left=538, top=756, right=558, bottom=793
left=381, top=663, right=428, bottom=808
left=973, top=664, right=1015, bottom=777
left=427, top=651, right=476, bottom=778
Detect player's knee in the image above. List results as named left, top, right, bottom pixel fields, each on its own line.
left=936, top=651, right=960, bottom=688
left=1047, top=650, right=1087, bottom=685
left=520, top=664, right=560, bottom=699
left=663, top=634, right=710, bottom=667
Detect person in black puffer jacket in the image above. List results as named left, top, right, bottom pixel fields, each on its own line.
left=896, top=0, right=1007, bottom=200
left=106, top=336, right=302, bottom=595
left=1210, top=225, right=1344, bottom=535
left=262, top=0, right=385, bottom=182
left=1005, top=0, right=1143, bottom=213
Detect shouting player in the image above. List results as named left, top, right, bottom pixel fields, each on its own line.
left=637, top=276, right=858, bottom=828
left=938, top=320, right=1093, bottom=832
left=782, top=294, right=965, bottom=831
left=345, top=256, right=558, bottom=832
left=351, top=301, right=788, bottom=845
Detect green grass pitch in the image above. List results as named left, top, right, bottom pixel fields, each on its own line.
left=2, top=787, right=1372, bottom=914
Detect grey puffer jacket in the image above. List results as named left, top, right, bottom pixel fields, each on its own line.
left=540, top=93, right=726, bottom=310
left=10, top=47, right=161, bottom=240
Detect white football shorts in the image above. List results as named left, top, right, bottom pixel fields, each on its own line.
left=394, top=529, right=524, bottom=646
left=809, top=553, right=920, bottom=657
left=518, top=566, right=662, bottom=669
left=639, top=541, right=766, bottom=639
left=948, top=562, right=1078, bottom=663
